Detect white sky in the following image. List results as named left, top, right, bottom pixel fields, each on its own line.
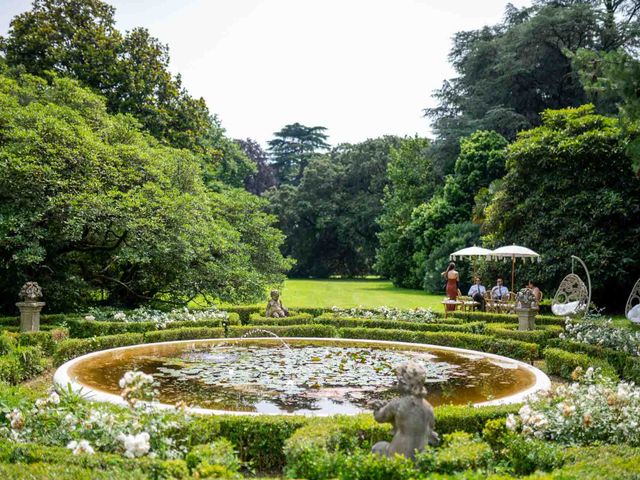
left=1, top=0, right=531, bottom=147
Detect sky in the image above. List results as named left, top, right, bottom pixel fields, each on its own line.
left=0, top=0, right=532, bottom=147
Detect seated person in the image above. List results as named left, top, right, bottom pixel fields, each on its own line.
left=527, top=280, right=542, bottom=303
left=265, top=289, right=289, bottom=317
left=468, top=276, right=486, bottom=311
left=491, top=277, right=509, bottom=300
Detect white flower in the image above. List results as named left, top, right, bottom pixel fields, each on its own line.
left=84, top=315, right=96, bottom=321
left=506, top=414, right=517, bottom=431
left=113, top=312, right=127, bottom=321
left=48, top=391, right=60, bottom=405
left=518, top=404, right=532, bottom=422
left=67, top=439, right=95, bottom=455
left=6, top=409, right=24, bottom=430
left=117, top=432, right=150, bottom=458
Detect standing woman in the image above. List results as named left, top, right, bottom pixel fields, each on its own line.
left=441, top=262, right=459, bottom=311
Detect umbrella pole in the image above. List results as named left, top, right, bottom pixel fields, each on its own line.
left=511, top=256, right=515, bottom=292
left=473, top=258, right=477, bottom=278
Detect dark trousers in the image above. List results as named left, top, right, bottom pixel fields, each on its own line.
left=472, top=292, right=486, bottom=312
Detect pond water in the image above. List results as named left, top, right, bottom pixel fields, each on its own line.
left=64, top=338, right=539, bottom=415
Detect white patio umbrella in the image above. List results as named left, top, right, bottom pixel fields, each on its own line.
left=450, top=246, right=492, bottom=277
left=490, top=245, right=541, bottom=292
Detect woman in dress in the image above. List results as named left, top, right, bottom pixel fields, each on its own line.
left=441, top=262, right=459, bottom=311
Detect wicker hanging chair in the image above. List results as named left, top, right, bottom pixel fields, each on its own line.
left=626, top=278, right=640, bottom=324
left=551, top=256, right=591, bottom=317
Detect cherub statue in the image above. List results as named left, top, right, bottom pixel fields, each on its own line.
left=371, top=361, right=439, bottom=460
left=265, top=289, right=289, bottom=318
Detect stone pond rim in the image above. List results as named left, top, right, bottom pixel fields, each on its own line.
left=53, top=337, right=551, bottom=416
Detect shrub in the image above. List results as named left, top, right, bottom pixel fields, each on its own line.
left=223, top=306, right=262, bottom=324
left=228, top=324, right=338, bottom=339
left=543, top=348, right=617, bottom=380
left=0, top=346, right=46, bottom=384
left=450, top=311, right=565, bottom=326
left=427, top=432, right=492, bottom=474
left=53, top=333, right=145, bottom=365
left=338, top=328, right=539, bottom=362
left=485, top=324, right=562, bottom=346
left=0, top=332, right=16, bottom=355
left=17, top=330, right=65, bottom=355
left=144, top=327, right=224, bottom=343
left=248, top=313, right=313, bottom=324
left=501, top=433, right=564, bottom=475
left=185, top=439, right=241, bottom=477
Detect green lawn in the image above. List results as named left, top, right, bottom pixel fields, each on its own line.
left=277, top=278, right=443, bottom=310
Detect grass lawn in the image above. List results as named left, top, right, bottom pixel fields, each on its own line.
left=277, top=278, right=443, bottom=309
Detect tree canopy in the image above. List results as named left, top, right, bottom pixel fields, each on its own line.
left=0, top=71, right=290, bottom=312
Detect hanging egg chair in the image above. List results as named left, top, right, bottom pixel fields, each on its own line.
left=551, top=256, right=591, bottom=317
left=626, top=278, right=640, bottom=324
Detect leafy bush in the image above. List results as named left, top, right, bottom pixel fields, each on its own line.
left=450, top=311, right=565, bottom=326
left=253, top=315, right=483, bottom=334
left=184, top=440, right=241, bottom=477
left=54, top=333, right=145, bottom=365
left=425, top=432, right=492, bottom=474
left=560, top=317, right=640, bottom=356
left=339, top=328, right=539, bottom=361
left=223, top=306, right=262, bottom=324
left=485, top=323, right=562, bottom=346
left=543, top=348, right=617, bottom=380
left=329, top=306, right=439, bottom=323
left=0, top=341, right=46, bottom=384
left=506, top=369, right=640, bottom=446
left=17, top=330, right=67, bottom=355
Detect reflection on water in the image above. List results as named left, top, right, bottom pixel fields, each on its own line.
left=69, top=339, right=536, bottom=415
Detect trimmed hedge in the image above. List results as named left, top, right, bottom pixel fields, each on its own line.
left=66, top=314, right=240, bottom=338
left=0, top=439, right=241, bottom=479
left=546, top=338, right=640, bottom=384
left=543, top=347, right=618, bottom=380
left=248, top=313, right=313, bottom=324
left=450, top=311, right=565, bottom=326
left=485, top=323, right=562, bottom=346
left=223, top=306, right=262, bottom=324
left=251, top=315, right=484, bottom=334
left=317, top=312, right=466, bottom=325
left=338, top=327, right=539, bottom=362
left=54, top=333, right=145, bottom=365
left=0, top=313, right=69, bottom=327
left=284, top=405, right=517, bottom=479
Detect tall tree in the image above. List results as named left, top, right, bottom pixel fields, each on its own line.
left=0, top=71, right=290, bottom=311
left=268, top=122, right=329, bottom=185
left=426, top=0, right=640, bottom=175
left=1, top=0, right=210, bottom=154
left=375, top=137, right=438, bottom=288
left=483, top=105, right=640, bottom=308
left=238, top=138, right=277, bottom=195
left=268, top=137, right=401, bottom=277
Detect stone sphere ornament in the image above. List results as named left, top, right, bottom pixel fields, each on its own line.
left=371, top=361, right=439, bottom=460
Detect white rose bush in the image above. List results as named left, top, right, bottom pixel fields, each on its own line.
left=506, top=367, right=640, bottom=446
left=330, top=306, right=438, bottom=323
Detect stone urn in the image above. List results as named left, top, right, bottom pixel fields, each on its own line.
left=515, top=287, right=537, bottom=331
left=16, top=282, right=45, bottom=332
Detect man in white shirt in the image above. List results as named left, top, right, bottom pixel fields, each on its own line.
left=468, top=276, right=486, bottom=311
left=491, top=277, right=509, bottom=300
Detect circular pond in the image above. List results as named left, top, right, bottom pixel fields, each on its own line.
left=54, top=337, right=550, bottom=416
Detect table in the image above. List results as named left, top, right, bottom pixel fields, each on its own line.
left=440, top=300, right=479, bottom=318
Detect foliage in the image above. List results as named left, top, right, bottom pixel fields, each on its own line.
left=483, top=105, right=640, bottom=308
left=268, top=137, right=401, bottom=277
left=449, top=311, right=566, bottom=326
left=328, top=306, right=438, bottom=323
left=543, top=348, right=618, bottom=380
left=0, top=71, right=290, bottom=312
left=375, top=137, right=437, bottom=287
left=267, top=122, right=329, bottom=185
left=506, top=368, right=640, bottom=446
left=237, top=138, right=277, bottom=195
left=560, top=317, right=640, bottom=356
left=425, top=0, right=640, bottom=172
left=339, top=327, right=538, bottom=362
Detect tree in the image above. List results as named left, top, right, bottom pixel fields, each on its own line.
left=385, top=131, right=507, bottom=290
left=268, top=137, right=401, bottom=277
left=483, top=105, right=640, bottom=309
left=268, top=123, right=329, bottom=185
left=426, top=1, right=640, bottom=175
left=238, top=138, right=277, bottom=195
left=1, top=0, right=211, bottom=153
left=0, top=71, right=290, bottom=312
left=375, top=137, right=438, bottom=288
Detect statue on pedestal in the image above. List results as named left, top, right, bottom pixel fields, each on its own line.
left=16, top=282, right=45, bottom=332
left=265, top=289, right=289, bottom=318
left=371, top=361, right=439, bottom=460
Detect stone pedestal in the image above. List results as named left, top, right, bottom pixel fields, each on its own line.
left=516, top=307, right=537, bottom=331
left=16, top=301, right=45, bottom=332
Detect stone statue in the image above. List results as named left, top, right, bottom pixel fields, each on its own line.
left=17, top=282, right=45, bottom=332
left=371, top=361, right=439, bottom=460
left=265, top=289, right=289, bottom=318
